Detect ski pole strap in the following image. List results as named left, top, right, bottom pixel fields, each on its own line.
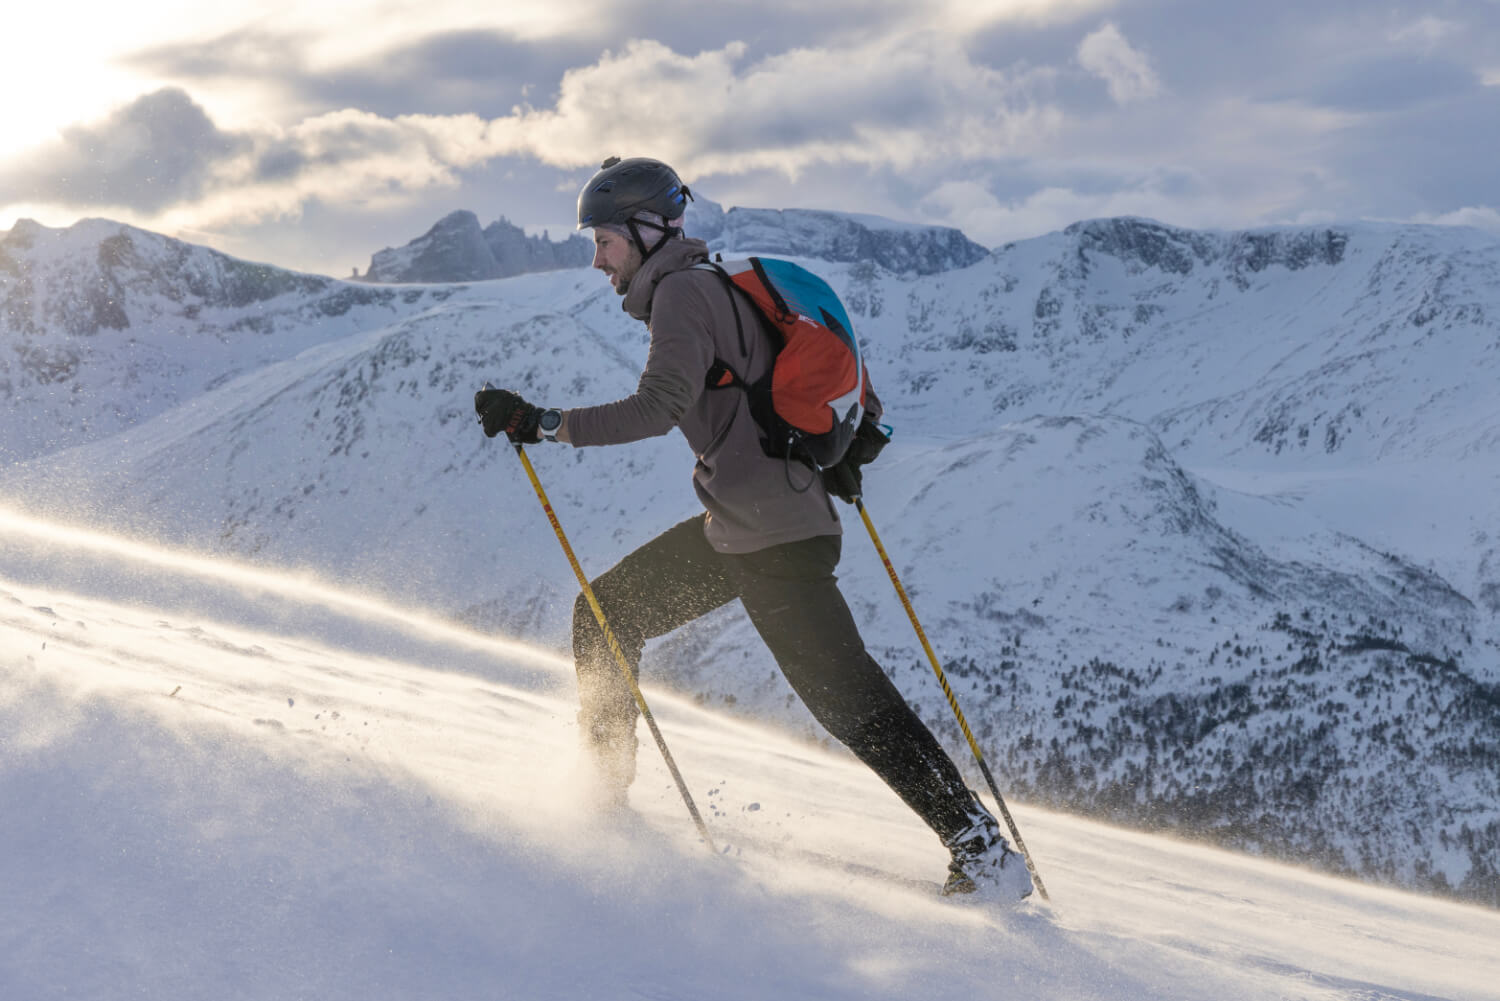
left=855, top=497, right=1050, bottom=901
left=513, top=444, right=717, bottom=852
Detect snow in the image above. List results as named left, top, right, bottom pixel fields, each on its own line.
left=823, top=210, right=948, bottom=234
left=2, top=510, right=1498, bottom=1001
left=4, top=213, right=1500, bottom=921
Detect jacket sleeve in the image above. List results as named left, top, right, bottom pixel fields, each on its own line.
left=563, top=274, right=716, bottom=447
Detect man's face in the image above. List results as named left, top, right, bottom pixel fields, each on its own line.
left=592, top=228, right=642, bottom=295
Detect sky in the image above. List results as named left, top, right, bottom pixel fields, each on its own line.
left=1, top=0, right=1497, bottom=276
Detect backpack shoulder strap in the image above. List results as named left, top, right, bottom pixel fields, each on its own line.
left=694, top=260, right=752, bottom=385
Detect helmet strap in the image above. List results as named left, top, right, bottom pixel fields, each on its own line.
left=627, top=217, right=678, bottom=261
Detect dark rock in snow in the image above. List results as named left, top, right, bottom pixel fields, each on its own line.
left=687, top=196, right=989, bottom=275
left=362, top=211, right=592, bottom=284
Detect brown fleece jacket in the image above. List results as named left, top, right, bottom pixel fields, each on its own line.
left=563, top=237, right=849, bottom=553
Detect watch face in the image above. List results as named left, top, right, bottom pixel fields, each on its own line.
left=539, top=409, right=562, bottom=432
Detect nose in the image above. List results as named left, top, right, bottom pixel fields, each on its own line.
left=592, top=244, right=607, bottom=270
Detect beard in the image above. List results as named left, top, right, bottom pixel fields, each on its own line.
left=597, top=231, right=643, bottom=296
left=607, top=257, right=640, bottom=296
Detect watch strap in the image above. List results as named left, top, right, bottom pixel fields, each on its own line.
left=538, top=408, right=563, bottom=441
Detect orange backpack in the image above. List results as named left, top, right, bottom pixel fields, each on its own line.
left=701, top=257, right=869, bottom=469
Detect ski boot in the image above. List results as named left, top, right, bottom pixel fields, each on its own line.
left=943, top=817, right=1033, bottom=901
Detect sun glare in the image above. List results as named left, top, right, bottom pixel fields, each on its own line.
left=0, top=2, right=281, bottom=164
left=0, top=505, right=572, bottom=672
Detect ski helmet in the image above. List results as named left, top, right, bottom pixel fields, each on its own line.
left=576, top=156, right=692, bottom=230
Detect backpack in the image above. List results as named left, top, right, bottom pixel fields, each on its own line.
left=698, top=257, right=868, bottom=470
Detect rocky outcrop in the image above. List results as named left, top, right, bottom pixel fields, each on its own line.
left=362, top=211, right=591, bottom=284
left=362, top=198, right=991, bottom=284
left=1064, top=216, right=1349, bottom=283
left=482, top=217, right=592, bottom=276
left=686, top=197, right=989, bottom=275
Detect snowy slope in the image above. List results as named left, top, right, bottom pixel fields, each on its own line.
left=3, top=512, right=1499, bottom=1001
left=3, top=216, right=1498, bottom=905
left=0, top=218, right=465, bottom=465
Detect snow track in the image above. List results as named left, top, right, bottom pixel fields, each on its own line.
left=2, top=516, right=1497, bottom=1000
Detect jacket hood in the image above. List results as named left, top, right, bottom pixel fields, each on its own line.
left=621, top=237, right=710, bottom=322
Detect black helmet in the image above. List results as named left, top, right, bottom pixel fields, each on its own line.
left=576, top=156, right=692, bottom=230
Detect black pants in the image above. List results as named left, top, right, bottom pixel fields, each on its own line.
left=573, top=515, right=980, bottom=844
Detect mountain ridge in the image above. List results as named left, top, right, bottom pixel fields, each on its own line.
left=359, top=209, right=593, bottom=283
left=355, top=197, right=991, bottom=283
left=685, top=197, right=990, bottom=275
left=3, top=212, right=1497, bottom=904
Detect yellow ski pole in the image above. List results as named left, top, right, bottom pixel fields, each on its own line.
left=513, top=442, right=716, bottom=852
left=854, top=496, right=1049, bottom=901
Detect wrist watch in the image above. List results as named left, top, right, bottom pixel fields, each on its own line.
left=537, top=408, right=563, bottom=442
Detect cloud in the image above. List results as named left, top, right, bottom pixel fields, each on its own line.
left=1386, top=16, right=1462, bottom=50
left=4, top=0, right=1496, bottom=272
left=903, top=0, right=1117, bottom=34
left=1293, top=52, right=1479, bottom=112
left=127, top=27, right=298, bottom=81
left=172, top=109, right=492, bottom=228
left=1077, top=23, right=1162, bottom=104
left=118, top=2, right=1115, bottom=126
left=0, top=87, right=485, bottom=227
left=912, top=85, right=1374, bottom=245
left=917, top=177, right=1243, bottom=247
left=0, top=89, right=249, bottom=213
left=6, top=33, right=1068, bottom=229
left=481, top=36, right=1062, bottom=177
left=126, top=26, right=597, bottom=120
left=1412, top=205, right=1500, bottom=234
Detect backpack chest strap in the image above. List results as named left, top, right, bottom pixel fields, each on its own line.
left=705, top=359, right=743, bottom=390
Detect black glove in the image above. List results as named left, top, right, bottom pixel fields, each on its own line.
left=822, top=416, right=890, bottom=503
left=475, top=386, right=542, bottom=443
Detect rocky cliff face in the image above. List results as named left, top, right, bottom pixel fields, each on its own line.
left=482, top=217, right=592, bottom=276
left=686, top=197, right=989, bottom=275
left=362, top=211, right=592, bottom=283
left=1063, top=216, right=1350, bottom=287
left=360, top=198, right=990, bottom=284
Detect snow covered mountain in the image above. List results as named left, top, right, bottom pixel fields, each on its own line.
left=2, top=213, right=1496, bottom=905
left=359, top=197, right=989, bottom=284
left=360, top=209, right=592, bottom=283
left=0, top=217, right=461, bottom=465
left=685, top=196, right=991, bottom=275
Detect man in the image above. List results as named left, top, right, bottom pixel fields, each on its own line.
left=475, top=156, right=1031, bottom=900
